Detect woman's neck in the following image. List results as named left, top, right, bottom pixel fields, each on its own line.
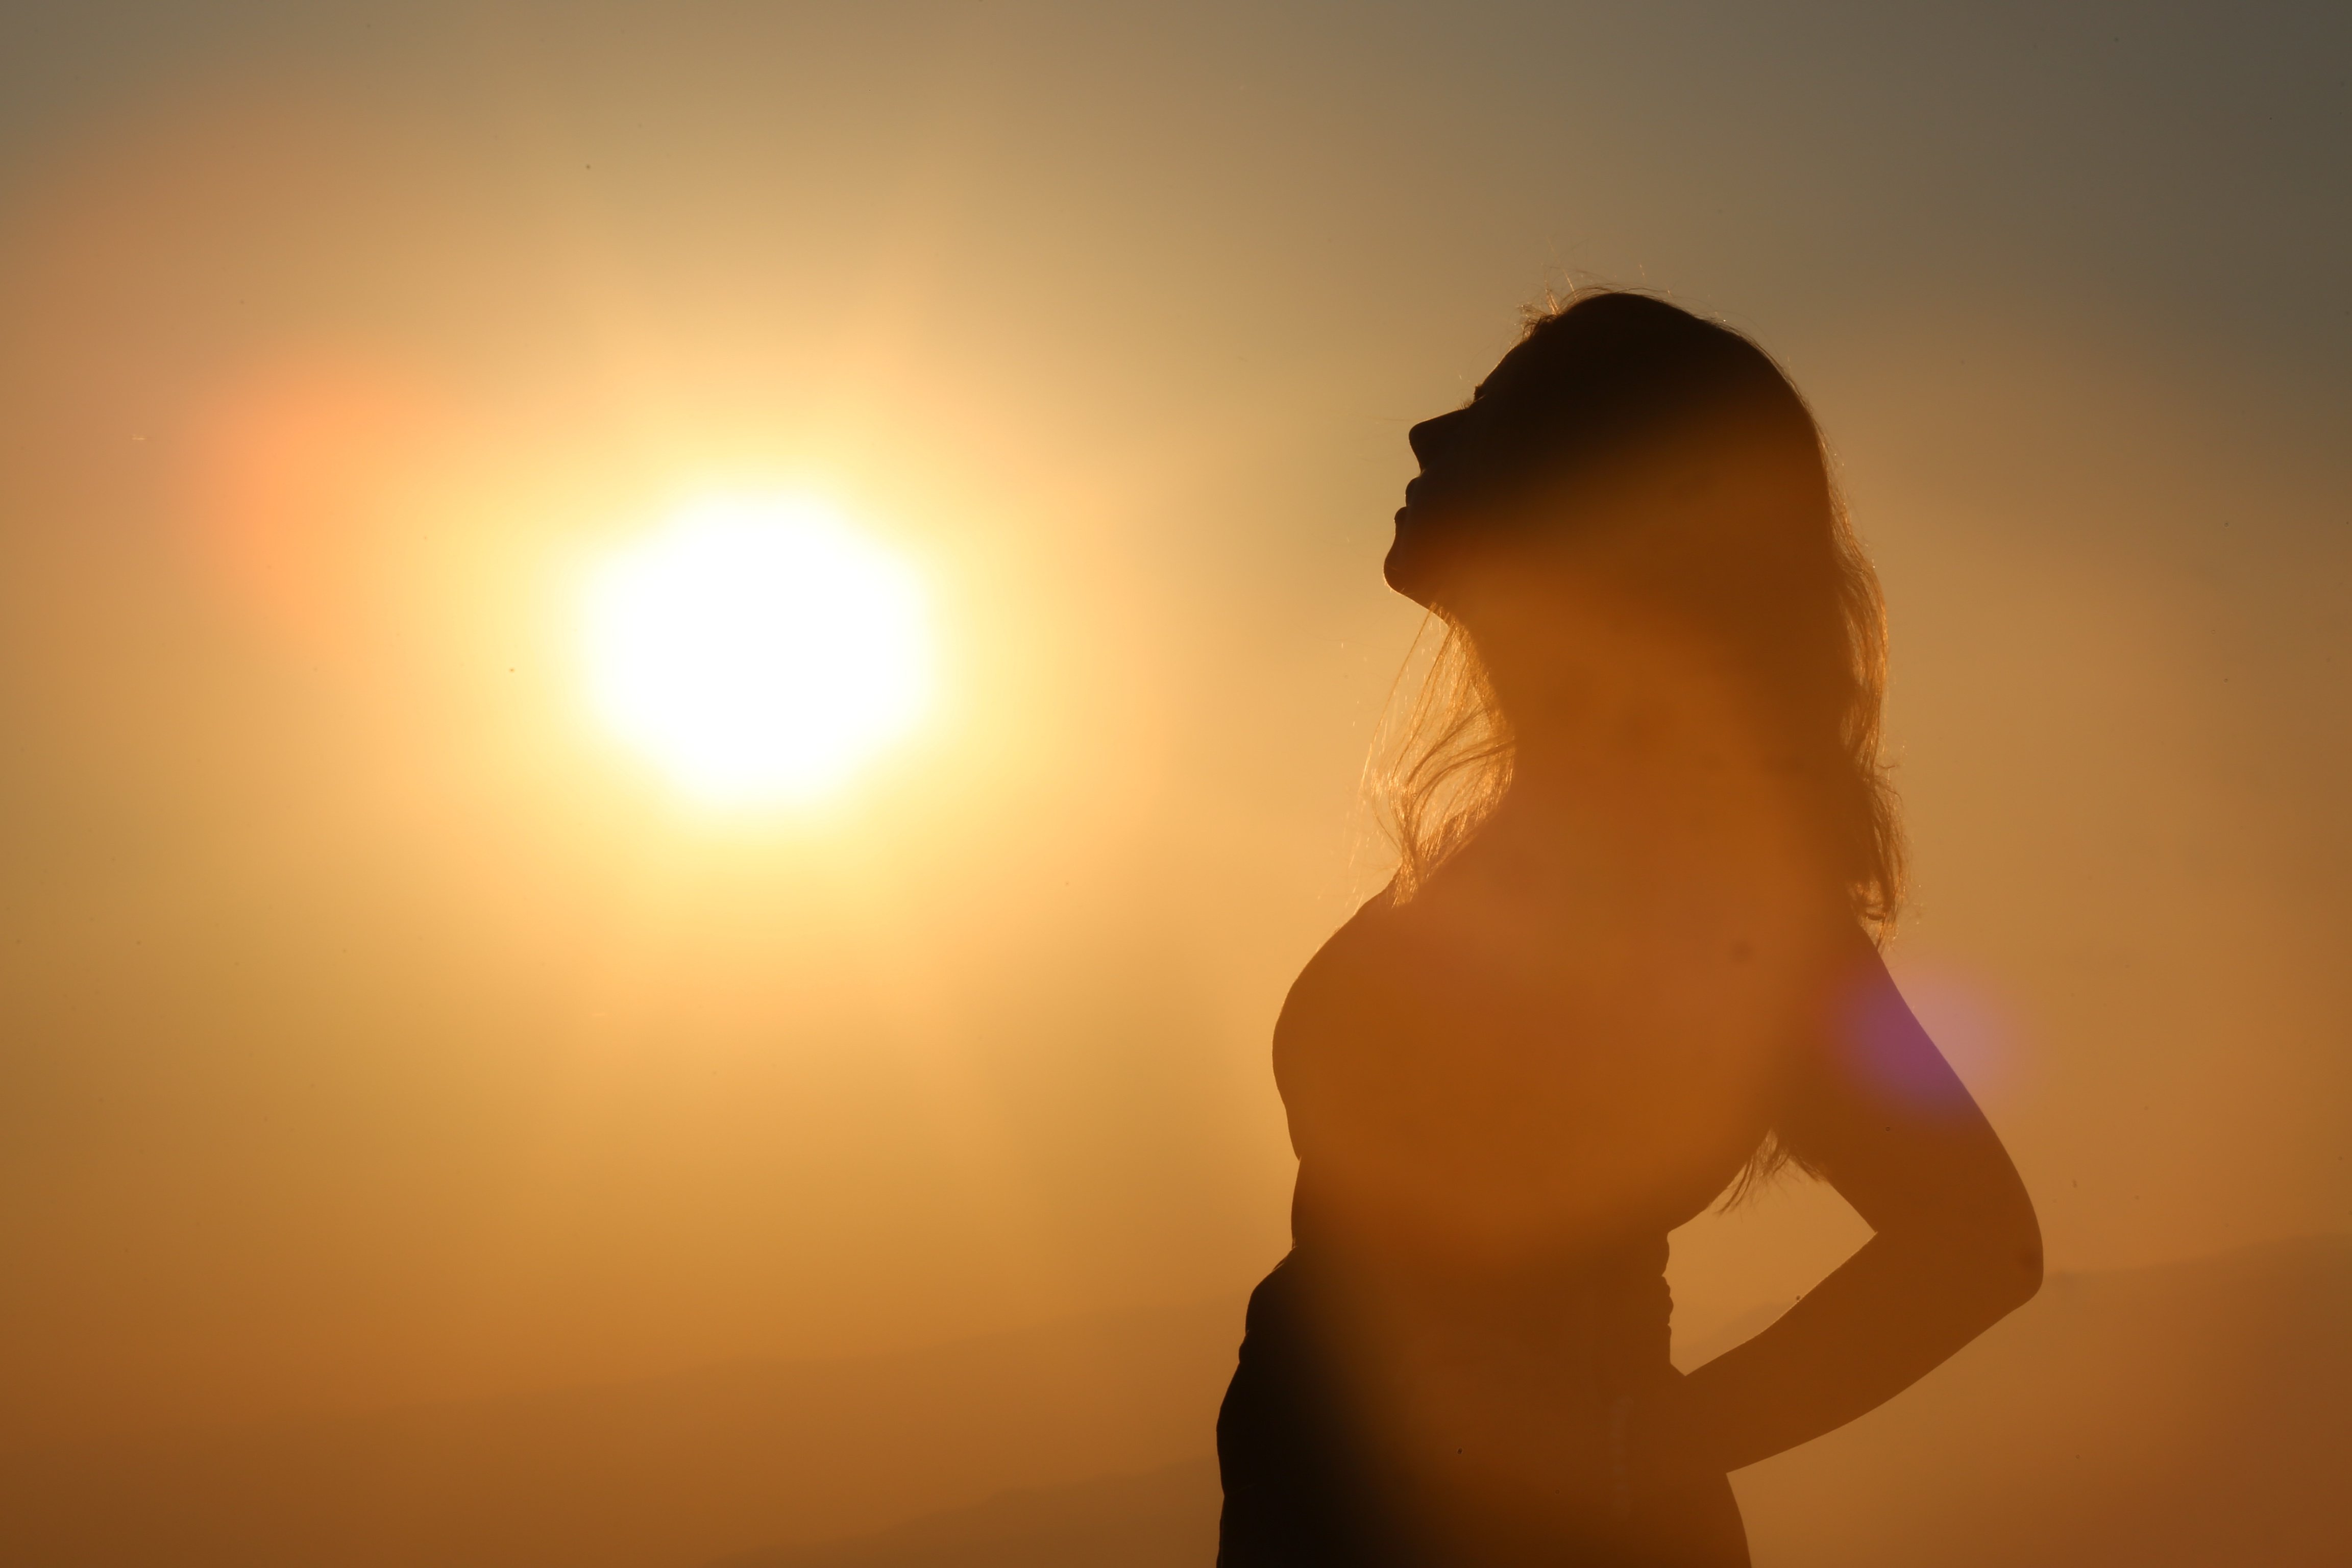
left=1472, top=639, right=1796, bottom=877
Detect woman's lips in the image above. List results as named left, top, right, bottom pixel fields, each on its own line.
left=1398, top=477, right=1426, bottom=524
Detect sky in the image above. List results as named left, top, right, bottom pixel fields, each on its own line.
left=0, top=0, right=2346, bottom=1453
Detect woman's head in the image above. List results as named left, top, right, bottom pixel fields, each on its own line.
left=1380, top=291, right=1901, bottom=929
left=1387, top=294, right=1817, bottom=596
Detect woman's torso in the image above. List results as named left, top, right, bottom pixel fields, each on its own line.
left=1256, top=801, right=1848, bottom=1555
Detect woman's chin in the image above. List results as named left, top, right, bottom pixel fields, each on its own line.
left=1384, top=531, right=1440, bottom=606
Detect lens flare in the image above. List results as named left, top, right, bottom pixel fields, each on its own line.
left=582, top=496, right=931, bottom=804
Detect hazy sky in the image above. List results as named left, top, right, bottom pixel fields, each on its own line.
left=1, top=0, right=2345, bottom=1449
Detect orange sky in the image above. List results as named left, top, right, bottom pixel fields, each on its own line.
left=0, top=1, right=2345, bottom=1452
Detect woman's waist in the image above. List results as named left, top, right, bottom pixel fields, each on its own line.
left=1268, top=1237, right=1676, bottom=1390
left=1292, top=1175, right=1671, bottom=1288
left=1239, top=1251, right=1682, bottom=1521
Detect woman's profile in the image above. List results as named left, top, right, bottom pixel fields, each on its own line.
left=1216, top=291, right=2042, bottom=1566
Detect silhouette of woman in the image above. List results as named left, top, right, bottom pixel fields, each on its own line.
left=1216, top=292, right=2042, bottom=1566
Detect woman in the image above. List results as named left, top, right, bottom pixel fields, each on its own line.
left=1216, top=292, right=2042, bottom=1566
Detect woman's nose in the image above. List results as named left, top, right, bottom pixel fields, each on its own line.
left=1408, top=407, right=1471, bottom=469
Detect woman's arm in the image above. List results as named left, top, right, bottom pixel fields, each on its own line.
left=1666, top=941, right=2043, bottom=1473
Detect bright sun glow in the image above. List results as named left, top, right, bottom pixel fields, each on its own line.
left=582, top=496, right=932, bottom=804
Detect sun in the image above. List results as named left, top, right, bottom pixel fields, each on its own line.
left=581, top=496, right=932, bottom=804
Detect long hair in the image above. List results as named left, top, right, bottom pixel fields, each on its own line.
left=1370, top=611, right=1513, bottom=904
left=1370, top=290, right=1905, bottom=1199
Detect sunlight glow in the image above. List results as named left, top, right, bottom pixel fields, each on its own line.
left=582, top=496, right=931, bottom=804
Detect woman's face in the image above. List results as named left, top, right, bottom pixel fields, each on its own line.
left=1384, top=341, right=1579, bottom=603
left=1387, top=348, right=1819, bottom=625
left=1385, top=387, right=1509, bottom=604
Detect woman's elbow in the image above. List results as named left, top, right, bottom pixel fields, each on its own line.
left=1908, top=1185, right=2041, bottom=1320
left=1994, top=1224, right=2043, bottom=1313
left=1964, top=1195, right=2043, bottom=1316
